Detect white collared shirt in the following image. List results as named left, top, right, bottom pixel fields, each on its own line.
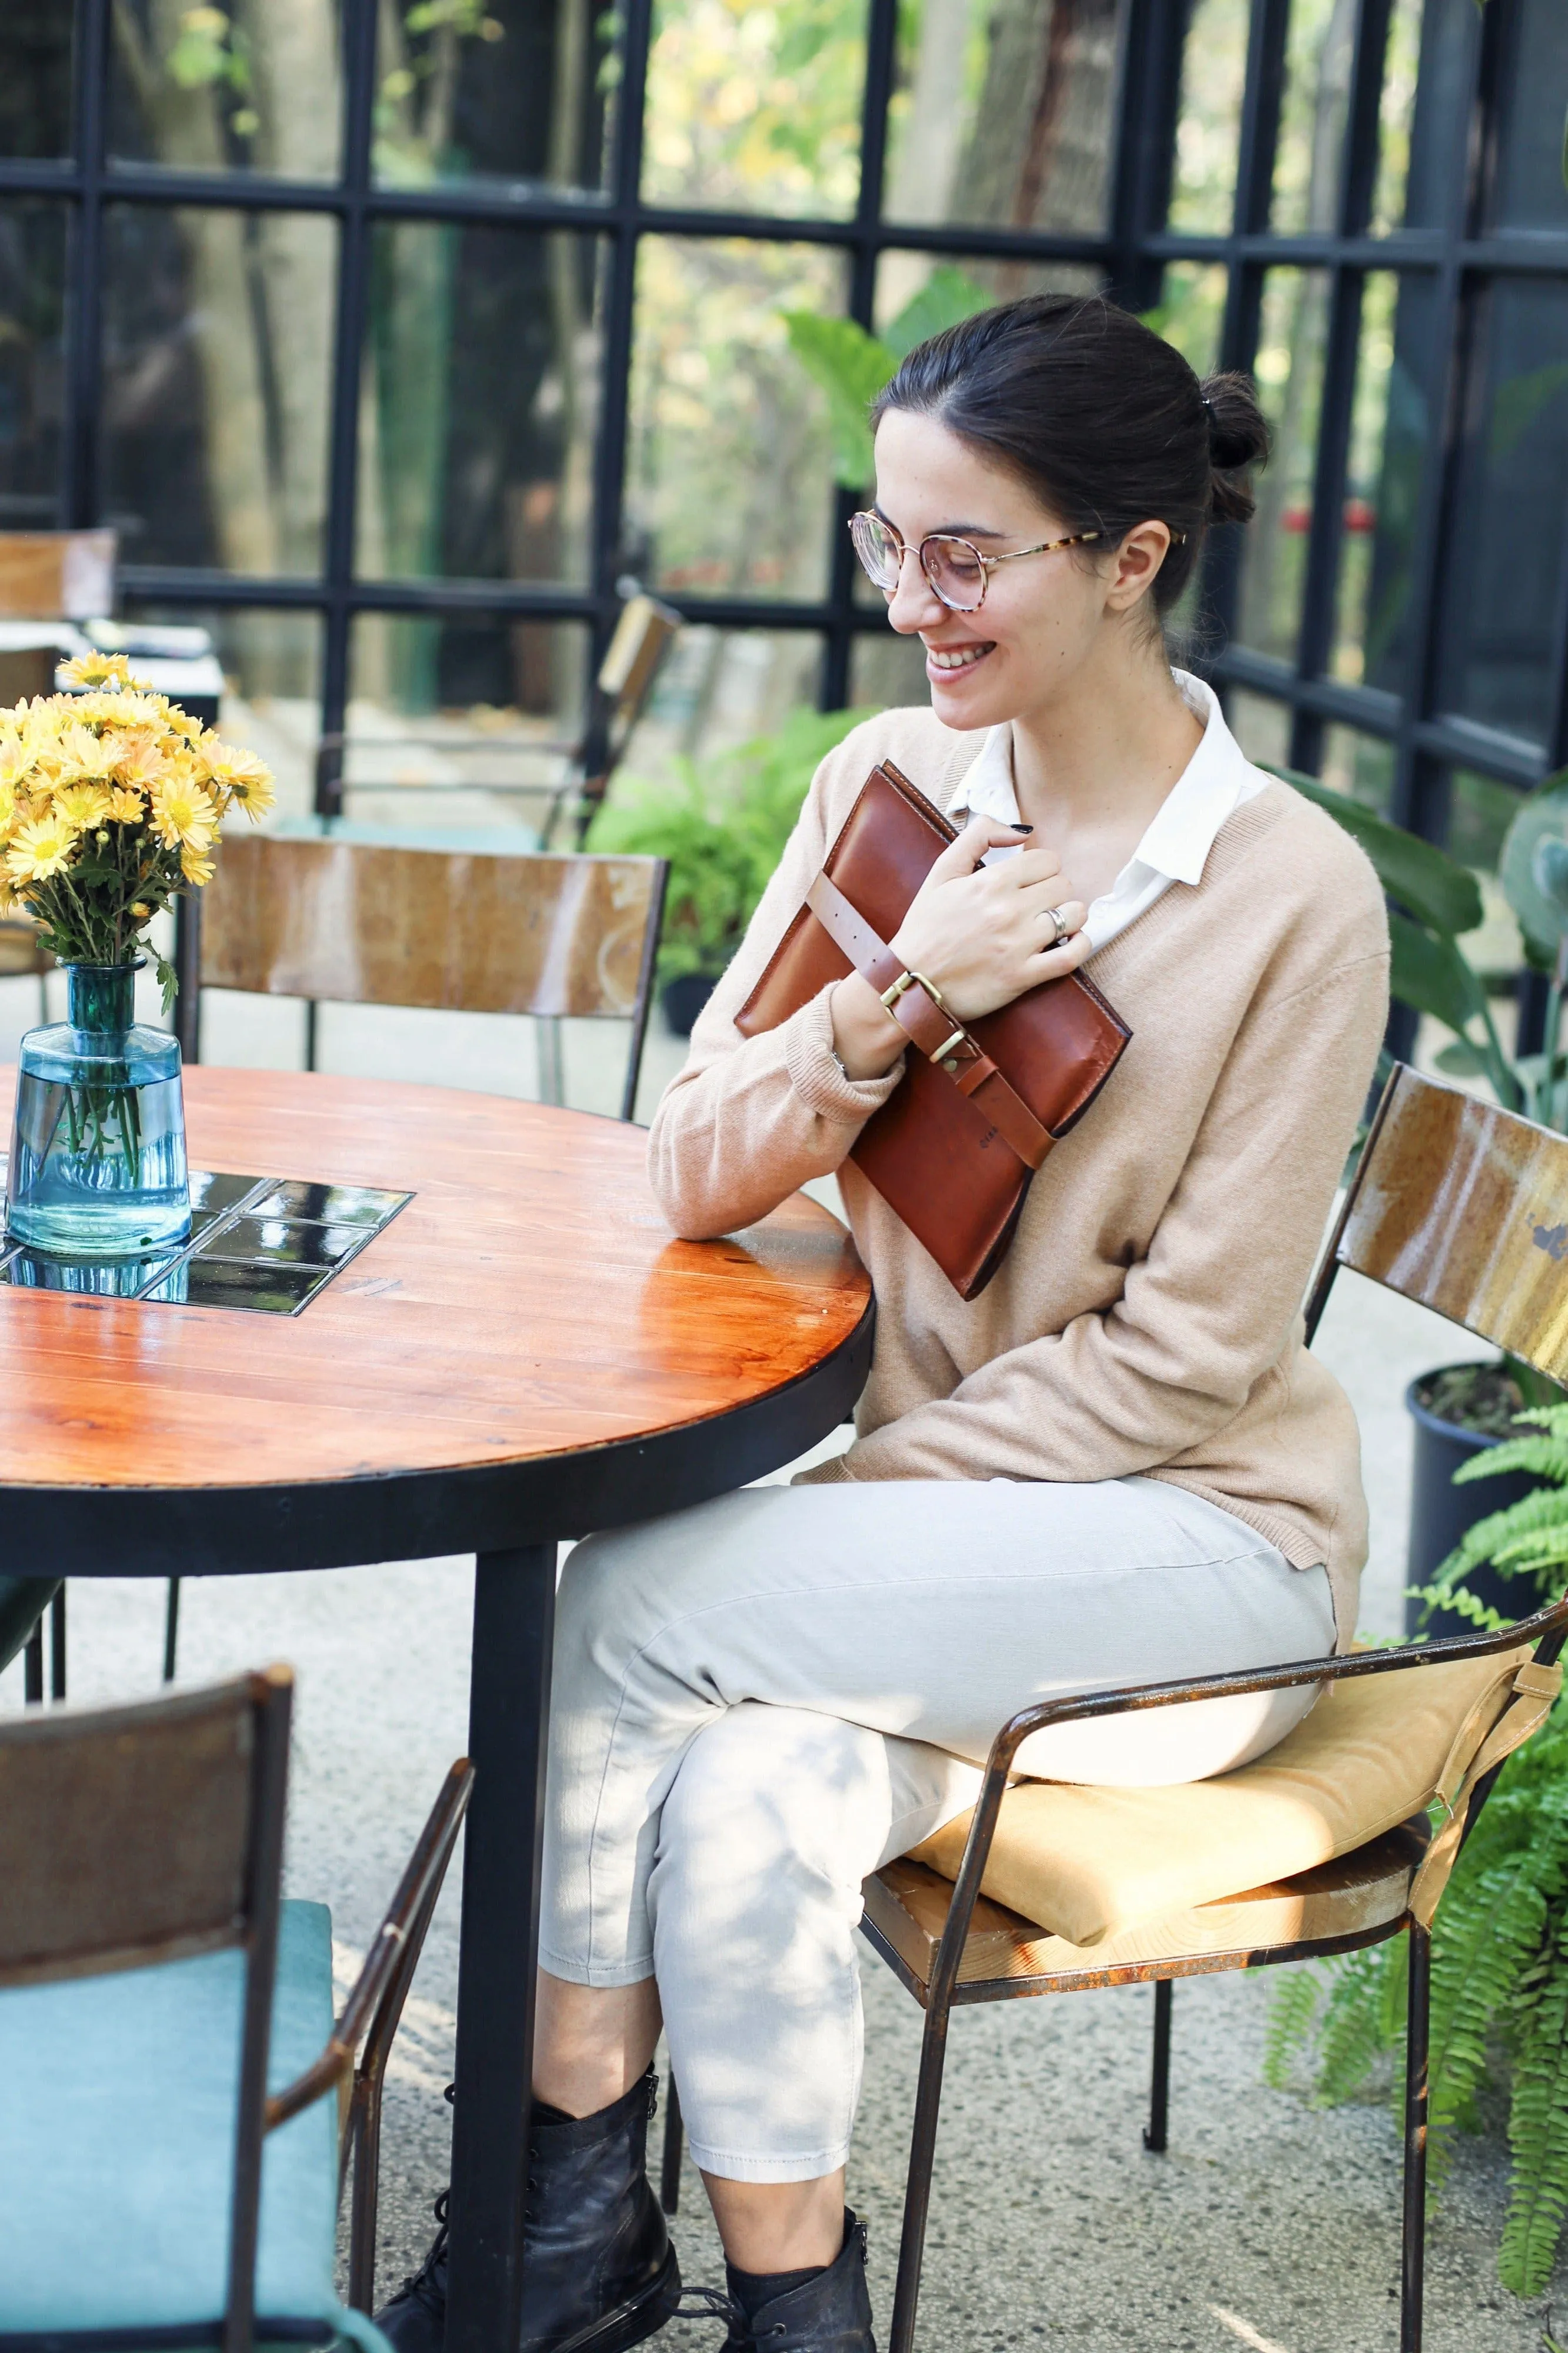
left=948, top=669, right=1264, bottom=955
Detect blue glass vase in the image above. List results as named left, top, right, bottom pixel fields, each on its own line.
left=5, top=962, right=192, bottom=1259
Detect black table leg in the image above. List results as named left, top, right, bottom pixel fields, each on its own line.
left=445, top=1543, right=558, bottom=2353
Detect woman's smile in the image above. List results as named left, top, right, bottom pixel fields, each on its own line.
left=924, top=637, right=996, bottom=678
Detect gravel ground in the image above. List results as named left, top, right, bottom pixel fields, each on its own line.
left=1, top=986, right=1560, bottom=2351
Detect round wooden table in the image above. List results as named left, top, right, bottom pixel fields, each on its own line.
left=0, top=1065, right=873, bottom=2353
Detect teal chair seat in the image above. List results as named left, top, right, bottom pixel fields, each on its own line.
left=0, top=1901, right=388, bottom=2353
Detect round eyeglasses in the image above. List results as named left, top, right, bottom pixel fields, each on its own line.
left=849, top=511, right=1102, bottom=614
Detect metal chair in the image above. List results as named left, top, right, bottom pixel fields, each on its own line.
left=148, top=834, right=668, bottom=1682
left=658, top=1063, right=1568, bottom=2351
left=0, top=1665, right=472, bottom=2353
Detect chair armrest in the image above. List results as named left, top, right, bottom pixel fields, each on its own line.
left=922, top=1591, right=1568, bottom=2018
left=265, top=1758, right=475, bottom=2131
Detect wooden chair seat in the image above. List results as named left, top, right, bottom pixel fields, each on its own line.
left=863, top=1823, right=1427, bottom=2001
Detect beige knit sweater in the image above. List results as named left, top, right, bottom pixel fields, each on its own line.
left=648, top=706, right=1391, bottom=1639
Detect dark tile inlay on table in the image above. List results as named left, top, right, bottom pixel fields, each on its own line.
left=0, top=1164, right=412, bottom=1316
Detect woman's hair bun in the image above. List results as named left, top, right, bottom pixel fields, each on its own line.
left=1198, top=372, right=1270, bottom=524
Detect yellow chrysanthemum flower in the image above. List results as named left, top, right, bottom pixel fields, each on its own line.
left=0, top=736, right=35, bottom=794
left=107, top=785, right=148, bottom=825
left=54, top=781, right=116, bottom=830
left=51, top=722, right=114, bottom=786
left=179, top=842, right=215, bottom=887
left=105, top=731, right=168, bottom=792
left=59, top=652, right=145, bottom=692
left=203, top=740, right=276, bottom=818
left=151, top=775, right=218, bottom=853
left=7, top=815, right=78, bottom=884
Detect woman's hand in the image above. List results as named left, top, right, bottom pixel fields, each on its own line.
left=890, top=816, right=1090, bottom=1019
left=828, top=816, right=1090, bottom=1078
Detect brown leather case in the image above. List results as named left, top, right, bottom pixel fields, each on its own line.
left=736, top=761, right=1132, bottom=1298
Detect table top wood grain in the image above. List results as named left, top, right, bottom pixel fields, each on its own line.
left=0, top=1067, right=873, bottom=1571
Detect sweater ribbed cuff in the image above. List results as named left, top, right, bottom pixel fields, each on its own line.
left=782, top=984, right=904, bottom=1124
left=790, top=1449, right=855, bottom=1487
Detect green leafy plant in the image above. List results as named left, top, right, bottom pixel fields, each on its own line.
left=1267, top=1407, right=1568, bottom=2294
left=587, top=706, right=870, bottom=984
left=780, top=266, right=995, bottom=489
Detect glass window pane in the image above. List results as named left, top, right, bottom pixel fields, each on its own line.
left=640, top=0, right=865, bottom=219
left=1356, top=272, right=1439, bottom=696
left=0, top=5, right=74, bottom=159
left=101, top=206, right=336, bottom=576
left=356, top=227, right=602, bottom=588
left=0, top=202, right=66, bottom=529
left=109, top=0, right=342, bottom=182
left=1272, top=0, right=1357, bottom=234
left=1494, top=0, right=1568, bottom=229
left=1226, top=688, right=1292, bottom=768
left=1369, top=0, right=1423, bottom=232
left=1448, top=768, right=1524, bottom=875
left=882, top=0, right=1127, bottom=233
left=1320, top=724, right=1394, bottom=815
left=1437, top=278, right=1568, bottom=748
left=1153, top=261, right=1228, bottom=378
left=1396, top=0, right=1476, bottom=231
left=347, top=615, right=590, bottom=832
left=850, top=628, right=929, bottom=712
left=121, top=604, right=322, bottom=818
left=1333, top=269, right=1397, bottom=685
left=624, top=627, right=826, bottom=772
left=373, top=0, right=614, bottom=193
left=1167, top=0, right=1250, bottom=234
left=872, top=249, right=1099, bottom=343
left=1236, top=268, right=1332, bottom=665
left=628, top=237, right=848, bottom=602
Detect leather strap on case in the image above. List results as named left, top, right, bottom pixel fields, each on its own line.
left=806, top=869, right=1053, bottom=1172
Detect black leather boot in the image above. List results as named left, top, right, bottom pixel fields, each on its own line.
left=375, top=2069, right=679, bottom=2353
left=692, top=2211, right=875, bottom=2352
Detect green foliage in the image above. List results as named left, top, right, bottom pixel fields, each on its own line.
left=588, top=706, right=869, bottom=983
left=1269, top=1401, right=1568, bottom=2294
left=780, top=267, right=993, bottom=489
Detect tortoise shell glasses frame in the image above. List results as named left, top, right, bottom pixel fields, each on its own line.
left=849, top=509, right=1103, bottom=614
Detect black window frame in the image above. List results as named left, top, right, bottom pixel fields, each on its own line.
left=0, top=0, right=1563, bottom=840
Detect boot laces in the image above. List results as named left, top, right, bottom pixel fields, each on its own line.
left=674, top=2284, right=786, bottom=2340
left=389, top=2189, right=449, bottom=2317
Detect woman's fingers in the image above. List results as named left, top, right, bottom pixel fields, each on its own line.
left=926, top=814, right=1033, bottom=881
left=1020, top=927, right=1095, bottom=987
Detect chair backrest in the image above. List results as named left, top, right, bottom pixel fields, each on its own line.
left=0, top=1669, right=290, bottom=1989
left=0, top=530, right=116, bottom=621
left=1306, top=1063, right=1568, bottom=1379
left=195, top=835, right=669, bottom=1121
left=0, top=1670, right=292, bottom=2353
left=571, top=592, right=681, bottom=838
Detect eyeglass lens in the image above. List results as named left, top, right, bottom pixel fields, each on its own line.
left=850, top=515, right=986, bottom=611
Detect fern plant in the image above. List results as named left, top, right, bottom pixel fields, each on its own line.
left=1267, top=1404, right=1568, bottom=2295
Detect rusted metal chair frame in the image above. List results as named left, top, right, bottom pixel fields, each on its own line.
left=0, top=1668, right=473, bottom=2352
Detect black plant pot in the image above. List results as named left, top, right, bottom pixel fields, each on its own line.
left=1404, top=1364, right=1538, bottom=1640
left=660, top=972, right=719, bottom=1037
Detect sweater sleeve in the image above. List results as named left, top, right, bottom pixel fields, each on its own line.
left=817, top=936, right=1390, bottom=1488
left=647, top=724, right=907, bottom=1239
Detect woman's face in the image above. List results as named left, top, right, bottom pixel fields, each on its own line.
left=869, top=407, right=1165, bottom=732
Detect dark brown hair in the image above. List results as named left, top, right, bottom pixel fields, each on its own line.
left=871, top=293, right=1269, bottom=618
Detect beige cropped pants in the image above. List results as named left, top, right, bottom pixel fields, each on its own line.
left=538, top=1474, right=1336, bottom=2181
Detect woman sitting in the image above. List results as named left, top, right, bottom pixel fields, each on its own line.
left=379, top=292, right=1389, bottom=2353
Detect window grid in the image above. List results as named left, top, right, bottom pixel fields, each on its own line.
left=0, top=0, right=1562, bottom=826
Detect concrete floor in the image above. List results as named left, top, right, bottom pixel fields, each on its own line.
left=0, top=980, right=1558, bottom=2352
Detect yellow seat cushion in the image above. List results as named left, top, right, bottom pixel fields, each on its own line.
left=908, top=1646, right=1535, bottom=1949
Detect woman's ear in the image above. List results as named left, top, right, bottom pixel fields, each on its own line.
left=1103, top=520, right=1173, bottom=614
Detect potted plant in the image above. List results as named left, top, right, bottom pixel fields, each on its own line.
left=588, top=705, right=870, bottom=1034
left=1269, top=1407, right=1568, bottom=2297
left=0, top=650, right=274, bottom=1258
left=1266, top=760, right=1568, bottom=1636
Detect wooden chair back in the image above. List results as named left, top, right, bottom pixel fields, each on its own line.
left=1306, top=1062, right=1568, bottom=1377
left=195, top=835, right=669, bottom=1122
left=0, top=1669, right=292, bottom=2353
left=0, top=529, right=116, bottom=621
left=0, top=1668, right=291, bottom=1990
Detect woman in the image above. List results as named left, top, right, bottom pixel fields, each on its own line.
left=379, top=295, right=1389, bottom=2353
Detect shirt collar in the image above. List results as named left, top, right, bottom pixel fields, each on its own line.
left=949, top=670, right=1255, bottom=889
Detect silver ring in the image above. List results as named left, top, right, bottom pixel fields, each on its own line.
left=1043, top=904, right=1070, bottom=948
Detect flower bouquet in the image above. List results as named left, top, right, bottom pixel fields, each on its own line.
left=0, top=651, right=275, bottom=1259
